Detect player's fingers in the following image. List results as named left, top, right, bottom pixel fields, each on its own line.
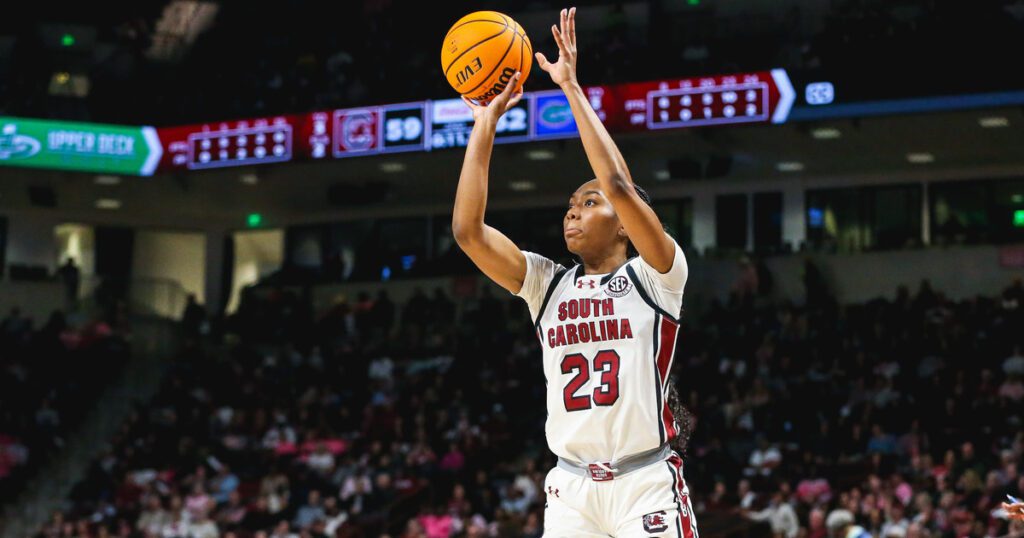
left=488, top=72, right=520, bottom=109
left=500, top=72, right=521, bottom=98
left=506, top=90, right=524, bottom=111
left=568, top=7, right=576, bottom=49
left=535, top=52, right=551, bottom=71
left=560, top=8, right=572, bottom=52
left=551, top=24, right=566, bottom=55
left=461, top=95, right=479, bottom=109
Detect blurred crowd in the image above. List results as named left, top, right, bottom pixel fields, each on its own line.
left=2, top=0, right=1022, bottom=125
left=32, top=268, right=1024, bottom=537
left=0, top=306, right=128, bottom=504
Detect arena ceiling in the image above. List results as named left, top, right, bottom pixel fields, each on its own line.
left=1, top=106, right=1023, bottom=230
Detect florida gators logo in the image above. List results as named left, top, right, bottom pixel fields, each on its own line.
left=605, top=275, right=631, bottom=298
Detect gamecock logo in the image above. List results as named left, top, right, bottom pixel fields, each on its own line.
left=643, top=511, right=669, bottom=533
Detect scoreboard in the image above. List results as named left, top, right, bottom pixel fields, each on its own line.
left=16, top=64, right=1024, bottom=177
left=151, top=69, right=795, bottom=173
left=157, top=117, right=294, bottom=171
left=429, top=98, right=531, bottom=150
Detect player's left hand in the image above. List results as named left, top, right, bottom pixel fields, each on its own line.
left=536, top=7, right=578, bottom=88
left=1004, top=502, right=1024, bottom=520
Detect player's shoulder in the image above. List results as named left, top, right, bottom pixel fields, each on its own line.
left=522, top=250, right=565, bottom=270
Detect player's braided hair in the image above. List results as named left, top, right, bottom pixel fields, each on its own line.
left=631, top=184, right=694, bottom=456
left=667, top=382, right=694, bottom=455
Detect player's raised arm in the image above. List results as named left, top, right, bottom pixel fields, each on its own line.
left=537, top=7, right=676, bottom=273
left=451, top=75, right=530, bottom=294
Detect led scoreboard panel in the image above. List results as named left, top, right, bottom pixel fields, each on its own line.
left=152, top=70, right=794, bottom=173
left=429, top=98, right=530, bottom=150
left=156, top=116, right=297, bottom=171
left=594, top=69, right=793, bottom=131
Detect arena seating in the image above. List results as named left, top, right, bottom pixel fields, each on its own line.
left=34, top=273, right=1024, bottom=537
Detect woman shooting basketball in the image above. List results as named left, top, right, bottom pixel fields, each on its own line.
left=452, top=7, right=697, bottom=537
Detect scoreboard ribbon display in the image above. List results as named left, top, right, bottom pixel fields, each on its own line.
left=0, top=70, right=795, bottom=176
left=150, top=69, right=793, bottom=173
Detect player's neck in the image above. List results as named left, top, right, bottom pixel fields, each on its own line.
left=580, top=253, right=628, bottom=275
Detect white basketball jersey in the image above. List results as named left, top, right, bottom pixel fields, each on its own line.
left=513, top=240, right=688, bottom=464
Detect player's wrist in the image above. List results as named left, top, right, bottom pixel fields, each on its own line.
left=474, top=112, right=500, bottom=126
left=559, top=79, right=582, bottom=93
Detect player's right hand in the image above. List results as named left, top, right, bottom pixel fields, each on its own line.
left=463, top=72, right=523, bottom=124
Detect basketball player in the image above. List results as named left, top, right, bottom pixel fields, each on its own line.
left=452, top=7, right=697, bottom=537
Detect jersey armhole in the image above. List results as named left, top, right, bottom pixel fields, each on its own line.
left=534, top=266, right=570, bottom=327
left=625, top=264, right=682, bottom=324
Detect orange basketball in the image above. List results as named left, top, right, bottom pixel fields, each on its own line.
left=441, top=11, right=532, bottom=105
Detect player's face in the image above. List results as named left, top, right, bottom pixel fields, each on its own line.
left=564, top=180, right=625, bottom=257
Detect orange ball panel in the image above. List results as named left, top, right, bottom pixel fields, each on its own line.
left=441, top=11, right=532, bottom=105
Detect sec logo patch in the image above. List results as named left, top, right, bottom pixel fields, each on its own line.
left=605, top=275, right=631, bottom=298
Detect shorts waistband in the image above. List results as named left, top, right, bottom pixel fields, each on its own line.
left=556, top=444, right=672, bottom=481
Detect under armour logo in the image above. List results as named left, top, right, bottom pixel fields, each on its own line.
left=576, top=279, right=596, bottom=289
left=547, top=486, right=559, bottom=497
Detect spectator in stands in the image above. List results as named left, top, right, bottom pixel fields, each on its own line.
left=292, top=490, right=325, bottom=529
left=210, top=464, right=239, bottom=504
left=182, top=293, right=207, bottom=337
left=747, top=436, right=783, bottom=478
left=827, top=509, right=870, bottom=538
left=744, top=489, right=799, bottom=538
left=185, top=483, right=214, bottom=520
left=56, top=258, right=80, bottom=310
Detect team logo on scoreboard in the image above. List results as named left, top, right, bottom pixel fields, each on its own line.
left=534, top=92, right=578, bottom=137
left=539, top=100, right=573, bottom=128
left=0, top=124, right=41, bottom=160
left=334, top=109, right=380, bottom=156
left=604, top=275, right=632, bottom=298
left=642, top=511, right=669, bottom=533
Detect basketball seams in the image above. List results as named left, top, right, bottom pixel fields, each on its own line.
left=443, top=17, right=511, bottom=77
left=459, top=18, right=518, bottom=96
left=443, top=19, right=506, bottom=41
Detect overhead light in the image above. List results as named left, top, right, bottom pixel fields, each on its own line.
left=654, top=169, right=671, bottom=181
left=95, top=198, right=121, bottom=210
left=147, top=0, right=220, bottom=61
left=379, top=162, right=406, bottom=173
left=776, top=161, right=804, bottom=172
left=509, top=180, right=536, bottom=191
left=811, top=127, right=841, bottom=139
left=48, top=72, right=89, bottom=97
left=240, top=173, right=259, bottom=185
left=979, top=116, right=1009, bottom=128
left=906, top=153, right=935, bottom=164
left=526, top=149, right=556, bottom=160
left=94, top=175, right=121, bottom=186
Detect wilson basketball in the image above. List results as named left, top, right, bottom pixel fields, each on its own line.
left=441, top=11, right=532, bottom=105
